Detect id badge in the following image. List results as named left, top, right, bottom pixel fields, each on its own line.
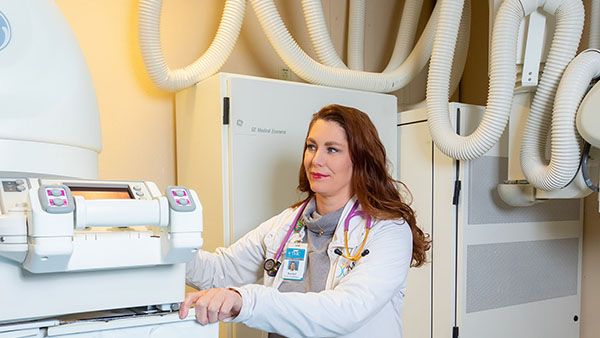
left=282, top=243, right=307, bottom=281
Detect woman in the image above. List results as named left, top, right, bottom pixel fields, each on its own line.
left=180, top=104, right=430, bottom=337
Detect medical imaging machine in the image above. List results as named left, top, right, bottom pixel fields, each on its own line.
left=0, top=1, right=216, bottom=336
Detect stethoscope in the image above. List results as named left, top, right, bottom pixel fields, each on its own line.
left=263, top=199, right=372, bottom=277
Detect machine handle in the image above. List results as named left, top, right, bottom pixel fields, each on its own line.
left=74, top=197, right=169, bottom=230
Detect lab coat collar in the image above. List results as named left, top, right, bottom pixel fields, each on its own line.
left=271, top=196, right=369, bottom=251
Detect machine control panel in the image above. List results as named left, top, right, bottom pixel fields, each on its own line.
left=38, top=185, right=74, bottom=214
left=2, top=179, right=27, bottom=192
left=40, top=179, right=155, bottom=201
left=0, top=178, right=158, bottom=215
left=0, top=178, right=30, bottom=213
left=166, top=186, right=196, bottom=212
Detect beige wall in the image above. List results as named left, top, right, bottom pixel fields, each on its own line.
left=54, top=0, right=598, bottom=335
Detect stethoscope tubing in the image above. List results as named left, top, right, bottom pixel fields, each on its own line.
left=344, top=200, right=371, bottom=231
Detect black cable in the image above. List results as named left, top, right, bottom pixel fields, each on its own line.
left=581, top=142, right=599, bottom=192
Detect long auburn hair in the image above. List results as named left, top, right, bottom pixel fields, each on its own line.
left=295, top=104, right=430, bottom=267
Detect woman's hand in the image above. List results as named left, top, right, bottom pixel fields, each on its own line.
left=179, top=288, right=243, bottom=325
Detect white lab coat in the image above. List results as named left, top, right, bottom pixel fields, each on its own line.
left=186, top=196, right=413, bottom=338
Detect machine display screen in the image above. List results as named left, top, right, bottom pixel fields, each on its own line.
left=68, top=186, right=133, bottom=200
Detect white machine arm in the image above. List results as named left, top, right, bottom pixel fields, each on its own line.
left=73, top=197, right=169, bottom=229
left=0, top=177, right=203, bottom=273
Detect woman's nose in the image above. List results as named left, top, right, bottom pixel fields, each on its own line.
left=312, top=149, right=325, bottom=166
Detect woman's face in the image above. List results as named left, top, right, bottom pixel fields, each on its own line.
left=303, top=119, right=353, bottom=203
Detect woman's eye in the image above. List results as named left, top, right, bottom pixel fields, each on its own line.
left=307, top=144, right=316, bottom=151
left=328, top=147, right=338, bottom=153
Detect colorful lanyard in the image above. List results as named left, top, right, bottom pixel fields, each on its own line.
left=263, top=200, right=309, bottom=276
left=263, top=199, right=371, bottom=277
left=274, top=200, right=309, bottom=262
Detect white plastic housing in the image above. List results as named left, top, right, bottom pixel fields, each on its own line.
left=577, top=81, right=600, bottom=148
left=9, top=179, right=204, bottom=273
left=0, top=0, right=101, bottom=178
left=0, top=177, right=204, bottom=323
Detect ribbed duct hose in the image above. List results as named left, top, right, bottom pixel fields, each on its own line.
left=426, top=0, right=519, bottom=160
left=301, top=0, right=347, bottom=69
left=302, top=0, right=429, bottom=73
left=521, top=50, right=599, bottom=191
left=348, top=0, right=366, bottom=71
left=250, top=0, right=439, bottom=93
left=450, top=0, right=470, bottom=98
left=138, top=0, right=245, bottom=92
left=384, top=0, right=425, bottom=73
left=406, top=0, right=471, bottom=107
left=426, top=0, right=583, bottom=161
left=520, top=0, right=585, bottom=190
left=591, top=0, right=600, bottom=49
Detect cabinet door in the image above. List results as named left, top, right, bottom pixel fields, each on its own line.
left=398, top=111, right=433, bottom=338
left=398, top=107, right=458, bottom=338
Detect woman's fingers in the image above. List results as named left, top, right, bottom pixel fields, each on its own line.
left=219, top=288, right=242, bottom=320
left=194, top=288, right=216, bottom=325
left=229, top=288, right=243, bottom=314
left=184, top=288, right=243, bottom=324
left=218, top=293, right=235, bottom=321
left=179, top=290, right=207, bottom=319
left=205, top=289, right=224, bottom=324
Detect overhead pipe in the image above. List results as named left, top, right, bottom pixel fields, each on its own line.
left=138, top=0, right=246, bottom=92
left=250, top=0, right=441, bottom=93
left=348, top=0, right=366, bottom=71
left=426, top=0, right=584, bottom=161
left=590, top=0, right=600, bottom=49
left=384, top=0, right=425, bottom=73
left=449, top=0, right=471, bottom=99
left=402, top=0, right=471, bottom=110
left=301, top=0, right=348, bottom=69
left=302, top=0, right=429, bottom=74
left=521, top=49, right=600, bottom=191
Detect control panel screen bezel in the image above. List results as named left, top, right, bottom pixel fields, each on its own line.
left=68, top=185, right=134, bottom=200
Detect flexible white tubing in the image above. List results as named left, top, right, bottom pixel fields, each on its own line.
left=520, top=0, right=585, bottom=190
left=138, top=0, right=246, bottom=92
left=348, top=0, right=366, bottom=71
left=384, top=0, right=425, bottom=73
left=302, top=0, right=427, bottom=73
left=427, top=0, right=519, bottom=160
left=301, top=0, right=347, bottom=69
left=399, top=0, right=471, bottom=110
left=591, top=0, right=600, bottom=49
left=451, top=0, right=471, bottom=97
left=521, top=50, right=598, bottom=191
left=426, top=0, right=583, bottom=161
left=250, top=0, right=440, bottom=93
left=410, top=0, right=470, bottom=108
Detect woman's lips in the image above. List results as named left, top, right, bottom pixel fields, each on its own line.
left=311, top=173, right=329, bottom=179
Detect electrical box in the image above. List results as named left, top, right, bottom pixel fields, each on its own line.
left=176, top=73, right=398, bottom=338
